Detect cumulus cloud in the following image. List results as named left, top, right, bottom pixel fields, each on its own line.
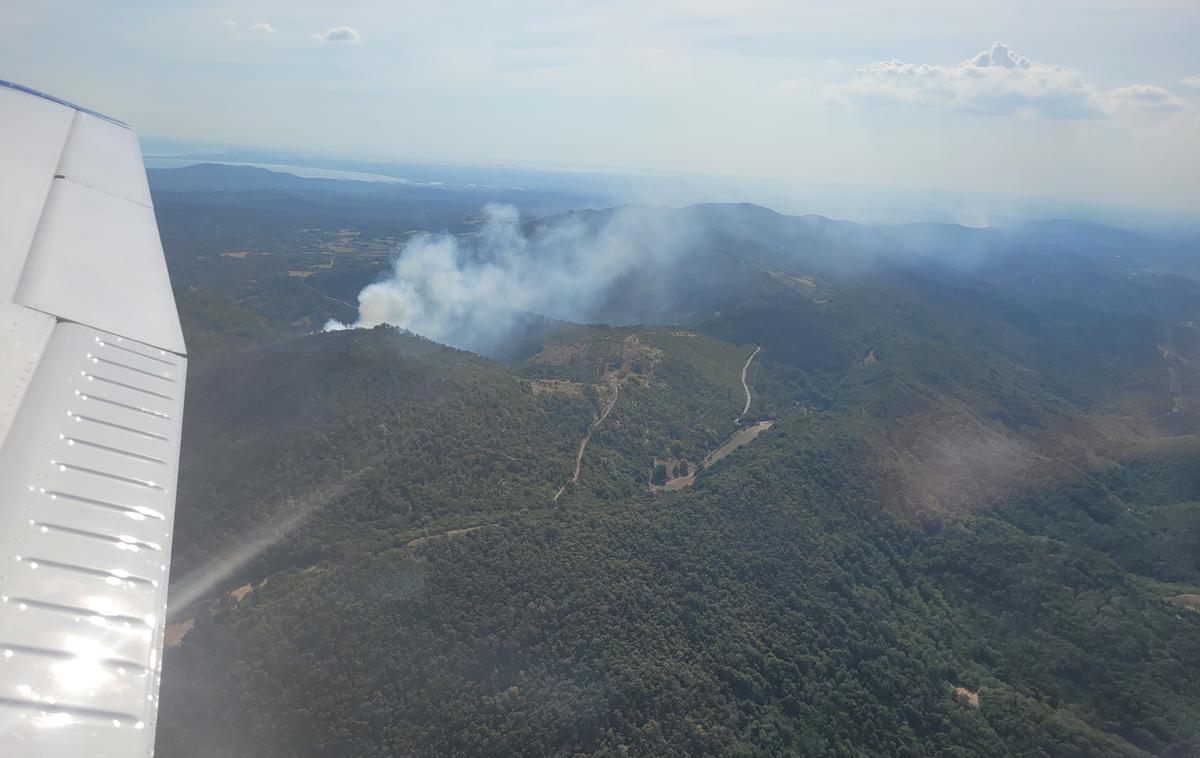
left=1183, top=74, right=1200, bottom=89
left=831, top=42, right=1186, bottom=119
left=251, top=21, right=277, bottom=34
left=223, top=18, right=237, bottom=28
left=311, top=26, right=362, bottom=44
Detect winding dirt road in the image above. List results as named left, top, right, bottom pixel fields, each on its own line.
left=554, top=377, right=620, bottom=501
left=738, top=346, right=761, bottom=420
left=650, top=345, right=770, bottom=493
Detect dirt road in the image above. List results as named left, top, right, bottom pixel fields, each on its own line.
left=704, top=420, right=775, bottom=467
left=651, top=347, right=772, bottom=493
left=554, top=377, right=620, bottom=501
left=738, top=346, right=761, bottom=420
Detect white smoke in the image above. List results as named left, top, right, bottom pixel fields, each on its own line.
left=325, top=203, right=692, bottom=351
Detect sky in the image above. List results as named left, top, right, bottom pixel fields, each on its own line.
left=4, top=1, right=1199, bottom=220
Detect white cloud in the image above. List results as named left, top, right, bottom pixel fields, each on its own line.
left=1102, top=84, right=1187, bottom=113
left=250, top=21, right=277, bottom=34
left=1182, top=75, right=1200, bottom=89
left=223, top=19, right=237, bottom=28
left=310, top=26, right=361, bottom=44
left=830, top=42, right=1186, bottom=119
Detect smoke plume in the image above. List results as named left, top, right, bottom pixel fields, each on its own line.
left=325, top=203, right=693, bottom=352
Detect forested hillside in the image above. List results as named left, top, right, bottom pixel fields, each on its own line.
left=153, top=170, right=1200, bottom=756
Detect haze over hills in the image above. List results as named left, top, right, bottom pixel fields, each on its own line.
left=144, top=149, right=1200, bottom=234
left=149, top=163, right=1200, bottom=756
left=7, top=0, right=1197, bottom=753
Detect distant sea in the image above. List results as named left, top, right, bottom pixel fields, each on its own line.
left=143, top=156, right=425, bottom=185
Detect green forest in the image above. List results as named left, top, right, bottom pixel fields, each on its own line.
left=152, top=180, right=1200, bottom=757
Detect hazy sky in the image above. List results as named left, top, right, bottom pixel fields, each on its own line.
left=5, top=1, right=1199, bottom=216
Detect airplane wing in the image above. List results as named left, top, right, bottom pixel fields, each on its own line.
left=0, top=81, right=186, bottom=757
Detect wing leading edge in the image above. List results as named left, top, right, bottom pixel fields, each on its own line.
left=0, top=81, right=186, bottom=757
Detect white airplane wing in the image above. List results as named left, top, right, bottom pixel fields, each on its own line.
left=0, top=81, right=186, bottom=757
